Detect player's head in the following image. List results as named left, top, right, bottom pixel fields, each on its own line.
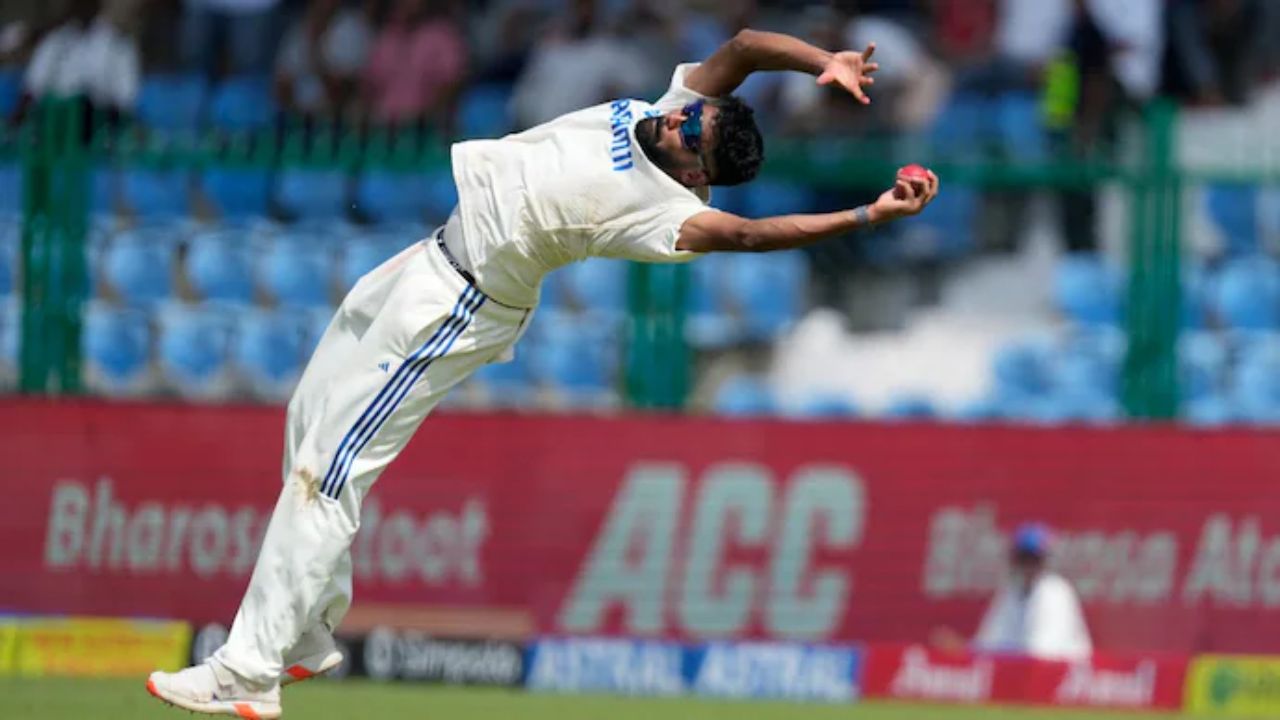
left=636, top=95, right=764, bottom=188
left=1010, top=522, right=1051, bottom=594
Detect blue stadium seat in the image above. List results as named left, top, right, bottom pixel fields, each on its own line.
left=526, top=311, right=616, bottom=394
left=459, top=83, right=515, bottom=139
left=1212, top=256, right=1280, bottom=330
left=82, top=303, right=151, bottom=393
left=339, top=233, right=401, bottom=291
left=1051, top=347, right=1119, bottom=399
left=741, top=179, right=813, bottom=218
left=997, top=92, right=1048, bottom=162
left=709, top=184, right=748, bottom=216
left=210, top=75, right=276, bottom=132
left=123, top=168, right=190, bottom=218
left=102, top=229, right=175, bottom=305
left=0, top=164, right=20, bottom=216
left=685, top=254, right=736, bottom=349
left=202, top=167, right=272, bottom=218
left=883, top=394, right=938, bottom=420
left=951, top=396, right=1006, bottom=423
left=0, top=217, right=17, bottom=296
left=1179, top=332, right=1227, bottom=403
left=1184, top=394, right=1235, bottom=428
left=1230, top=345, right=1280, bottom=425
left=354, top=170, right=425, bottom=223
left=929, top=91, right=985, bottom=160
left=472, top=355, right=535, bottom=404
left=137, top=74, right=208, bottom=133
left=1182, top=265, right=1210, bottom=329
left=560, top=258, right=627, bottom=314
left=897, top=186, right=979, bottom=261
left=156, top=302, right=235, bottom=398
left=725, top=251, right=807, bottom=340
left=992, top=338, right=1053, bottom=398
left=90, top=166, right=117, bottom=216
left=259, top=235, right=333, bottom=307
left=712, top=374, right=776, bottom=417
left=276, top=168, right=348, bottom=221
left=421, top=169, right=458, bottom=223
left=0, top=298, right=17, bottom=378
left=1054, top=254, right=1121, bottom=325
left=233, top=307, right=305, bottom=400
left=0, top=70, right=20, bottom=119
left=186, top=230, right=255, bottom=303
left=788, top=392, right=859, bottom=419
left=300, top=305, right=335, bottom=356
left=1028, top=391, right=1120, bottom=425
left=537, top=268, right=568, bottom=312
left=1205, top=184, right=1259, bottom=257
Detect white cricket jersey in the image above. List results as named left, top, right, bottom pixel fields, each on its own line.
left=972, top=571, right=1093, bottom=660
left=449, top=63, right=713, bottom=308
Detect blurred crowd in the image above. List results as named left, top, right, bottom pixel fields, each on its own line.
left=2, top=0, right=1280, bottom=417
left=2, top=0, right=1279, bottom=137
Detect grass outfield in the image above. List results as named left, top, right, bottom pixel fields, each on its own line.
left=0, top=678, right=1226, bottom=720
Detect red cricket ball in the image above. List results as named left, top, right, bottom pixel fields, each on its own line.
left=894, top=163, right=931, bottom=199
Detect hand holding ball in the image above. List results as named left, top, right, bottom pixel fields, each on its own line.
left=894, top=163, right=931, bottom=200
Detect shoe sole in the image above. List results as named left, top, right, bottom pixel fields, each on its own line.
left=146, top=677, right=282, bottom=719
left=280, top=650, right=344, bottom=686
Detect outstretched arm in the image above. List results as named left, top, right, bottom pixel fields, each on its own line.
left=684, top=29, right=879, bottom=103
left=676, top=171, right=940, bottom=254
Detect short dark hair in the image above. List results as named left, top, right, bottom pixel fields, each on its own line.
left=708, top=96, right=764, bottom=186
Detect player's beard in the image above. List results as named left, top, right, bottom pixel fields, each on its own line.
left=636, top=117, right=691, bottom=180
left=636, top=117, right=676, bottom=171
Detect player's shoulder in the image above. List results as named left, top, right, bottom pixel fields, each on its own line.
left=1035, top=572, right=1082, bottom=600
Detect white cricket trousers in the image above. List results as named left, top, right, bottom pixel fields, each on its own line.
left=214, top=236, right=530, bottom=685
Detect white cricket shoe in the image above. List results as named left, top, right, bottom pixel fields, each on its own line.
left=280, top=626, right=344, bottom=686
left=146, top=660, right=282, bottom=719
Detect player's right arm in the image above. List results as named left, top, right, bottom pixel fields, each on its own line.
left=676, top=171, right=939, bottom=254
left=684, top=29, right=879, bottom=103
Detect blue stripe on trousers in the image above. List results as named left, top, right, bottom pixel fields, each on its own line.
left=319, top=286, right=482, bottom=498
left=326, top=290, right=485, bottom=500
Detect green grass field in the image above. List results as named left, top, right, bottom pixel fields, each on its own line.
left=0, top=678, right=1231, bottom=720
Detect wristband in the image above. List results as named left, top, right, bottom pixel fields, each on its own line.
left=852, top=205, right=872, bottom=226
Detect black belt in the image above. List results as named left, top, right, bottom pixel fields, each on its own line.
left=435, top=230, right=479, bottom=288
left=432, top=230, right=531, bottom=311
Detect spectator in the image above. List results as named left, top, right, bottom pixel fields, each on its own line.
left=1162, top=0, right=1271, bottom=106
left=181, top=0, right=280, bottom=78
left=363, top=0, right=467, bottom=133
left=275, top=0, right=371, bottom=121
left=958, top=0, right=1073, bottom=95
left=20, top=0, right=141, bottom=121
left=934, top=523, right=1093, bottom=661
left=931, top=0, right=996, bottom=64
left=510, top=0, right=650, bottom=129
left=675, top=0, right=780, bottom=123
left=843, top=0, right=950, bottom=132
left=780, top=4, right=949, bottom=133
left=1052, top=0, right=1163, bottom=254
left=472, top=0, right=543, bottom=85
left=779, top=5, right=864, bottom=137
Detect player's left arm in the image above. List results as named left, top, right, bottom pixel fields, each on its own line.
left=675, top=171, right=938, bottom=254
left=684, top=29, right=879, bottom=104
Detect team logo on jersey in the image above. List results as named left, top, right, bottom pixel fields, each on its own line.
left=378, top=361, right=390, bottom=373
left=608, top=99, right=635, bottom=172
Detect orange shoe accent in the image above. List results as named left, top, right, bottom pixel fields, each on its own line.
left=145, top=678, right=160, bottom=698
left=285, top=665, right=313, bottom=681
left=233, top=702, right=262, bottom=720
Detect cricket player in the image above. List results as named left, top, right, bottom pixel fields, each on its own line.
left=147, top=28, right=939, bottom=717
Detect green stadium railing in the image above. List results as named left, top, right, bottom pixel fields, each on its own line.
left=10, top=96, right=1277, bottom=419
